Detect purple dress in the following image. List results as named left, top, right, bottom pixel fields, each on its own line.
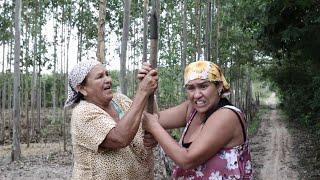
left=172, top=105, right=253, bottom=180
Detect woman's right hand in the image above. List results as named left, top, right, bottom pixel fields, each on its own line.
left=137, top=62, right=153, bottom=81
left=138, top=70, right=158, bottom=95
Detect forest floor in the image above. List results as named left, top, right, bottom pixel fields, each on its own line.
left=1, top=93, right=320, bottom=179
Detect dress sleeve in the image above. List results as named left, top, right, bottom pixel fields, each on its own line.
left=72, top=103, right=116, bottom=152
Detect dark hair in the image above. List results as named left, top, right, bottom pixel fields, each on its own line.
left=204, top=97, right=232, bottom=123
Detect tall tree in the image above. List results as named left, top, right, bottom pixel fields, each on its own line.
left=97, top=0, right=107, bottom=63
left=205, top=0, right=212, bottom=61
left=180, top=0, right=187, bottom=101
left=215, top=0, right=220, bottom=63
left=142, top=0, right=149, bottom=63
left=12, top=0, right=22, bottom=161
left=119, top=0, right=132, bottom=95
left=195, top=0, right=201, bottom=60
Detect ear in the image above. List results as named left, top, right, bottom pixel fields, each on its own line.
left=76, top=84, right=87, bottom=96
left=217, top=82, right=223, bottom=93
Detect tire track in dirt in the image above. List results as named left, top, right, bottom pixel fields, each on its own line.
left=251, top=93, right=298, bottom=180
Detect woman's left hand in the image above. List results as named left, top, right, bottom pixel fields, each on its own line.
left=142, top=112, right=159, bottom=132
left=143, top=132, right=158, bottom=149
left=137, top=62, right=155, bottom=81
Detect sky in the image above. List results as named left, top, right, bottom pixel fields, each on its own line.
left=0, top=18, right=122, bottom=74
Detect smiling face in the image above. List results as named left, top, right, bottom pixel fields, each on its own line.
left=77, top=64, right=113, bottom=108
left=185, top=79, right=222, bottom=113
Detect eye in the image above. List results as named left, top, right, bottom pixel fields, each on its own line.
left=96, top=72, right=104, bottom=79
left=185, top=85, right=195, bottom=91
left=105, top=71, right=109, bottom=76
left=199, top=83, right=209, bottom=89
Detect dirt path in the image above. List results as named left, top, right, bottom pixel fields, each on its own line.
left=251, top=93, right=299, bottom=180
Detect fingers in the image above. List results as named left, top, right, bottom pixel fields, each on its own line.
left=137, top=62, right=157, bottom=81
left=143, top=132, right=158, bottom=149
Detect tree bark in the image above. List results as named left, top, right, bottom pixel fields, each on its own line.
left=196, top=0, right=201, bottom=61
left=205, top=0, right=212, bottom=61
left=1, top=28, right=6, bottom=144
left=120, top=0, right=132, bottom=95
left=12, top=0, right=22, bottom=161
left=142, top=0, right=149, bottom=63
left=181, top=0, right=187, bottom=101
left=97, top=0, right=107, bottom=63
left=215, top=0, right=220, bottom=63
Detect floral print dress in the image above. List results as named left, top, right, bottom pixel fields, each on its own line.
left=172, top=105, right=252, bottom=180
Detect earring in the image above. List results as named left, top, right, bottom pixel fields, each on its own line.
left=218, top=90, right=222, bottom=96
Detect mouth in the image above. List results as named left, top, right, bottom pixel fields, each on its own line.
left=103, top=84, right=112, bottom=90
left=195, top=99, right=206, bottom=106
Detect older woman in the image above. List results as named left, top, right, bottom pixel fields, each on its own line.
left=65, top=60, right=158, bottom=179
left=140, top=61, right=252, bottom=179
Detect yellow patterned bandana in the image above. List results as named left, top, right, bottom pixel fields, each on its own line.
left=184, top=60, right=230, bottom=95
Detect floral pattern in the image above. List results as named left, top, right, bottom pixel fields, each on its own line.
left=172, top=105, right=253, bottom=180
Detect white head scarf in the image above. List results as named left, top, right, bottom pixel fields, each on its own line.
left=64, top=60, right=101, bottom=108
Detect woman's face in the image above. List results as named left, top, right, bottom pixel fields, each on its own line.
left=185, top=79, right=222, bottom=113
left=78, top=64, right=113, bottom=107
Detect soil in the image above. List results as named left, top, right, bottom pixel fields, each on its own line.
left=250, top=92, right=299, bottom=179
left=0, top=143, right=72, bottom=180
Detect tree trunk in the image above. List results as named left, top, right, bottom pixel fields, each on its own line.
left=63, top=11, right=72, bottom=151
left=1, top=37, right=6, bottom=144
left=147, top=0, right=160, bottom=113
left=120, top=0, right=132, bottom=95
left=24, top=17, right=31, bottom=147
left=12, top=0, right=22, bottom=161
left=1, top=82, right=6, bottom=144
left=142, top=0, right=149, bottom=63
left=215, top=0, right=220, bottom=63
left=205, top=0, right=212, bottom=61
left=196, top=0, right=201, bottom=61
left=52, top=6, right=58, bottom=135
left=77, top=2, right=84, bottom=63
left=180, top=0, right=187, bottom=101
left=97, top=0, right=107, bottom=63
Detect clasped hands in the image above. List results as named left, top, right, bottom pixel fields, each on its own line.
left=137, top=62, right=160, bottom=149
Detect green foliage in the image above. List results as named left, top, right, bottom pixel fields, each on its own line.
left=248, top=106, right=268, bottom=136
left=0, top=1, right=13, bottom=43
left=109, top=70, right=120, bottom=92
left=256, top=0, right=320, bottom=127
left=158, top=65, right=184, bottom=108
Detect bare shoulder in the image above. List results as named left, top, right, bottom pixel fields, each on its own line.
left=206, top=107, right=241, bottom=127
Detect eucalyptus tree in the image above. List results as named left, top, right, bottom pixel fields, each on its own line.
left=75, top=0, right=97, bottom=62
left=195, top=0, right=201, bottom=60
left=119, top=0, right=131, bottom=95
left=26, top=0, right=49, bottom=140
left=142, top=0, right=148, bottom=63
left=0, top=0, right=13, bottom=144
left=180, top=0, right=187, bottom=102
left=21, top=0, right=32, bottom=146
left=63, top=0, right=75, bottom=151
left=205, top=0, right=212, bottom=61
left=97, top=0, right=107, bottom=63
left=12, top=0, right=22, bottom=161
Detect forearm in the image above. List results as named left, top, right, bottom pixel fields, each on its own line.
left=149, top=122, right=194, bottom=169
left=101, top=90, right=149, bottom=149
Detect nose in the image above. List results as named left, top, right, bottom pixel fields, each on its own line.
left=104, top=75, right=112, bottom=83
left=193, top=88, right=202, bottom=99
